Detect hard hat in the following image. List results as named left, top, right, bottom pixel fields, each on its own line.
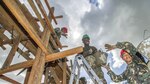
left=61, top=27, right=68, bottom=33
left=82, top=34, right=90, bottom=40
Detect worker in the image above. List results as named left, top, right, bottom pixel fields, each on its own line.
left=54, top=27, right=68, bottom=39
left=104, top=49, right=150, bottom=83
left=105, top=41, right=148, bottom=64
left=81, top=34, right=107, bottom=84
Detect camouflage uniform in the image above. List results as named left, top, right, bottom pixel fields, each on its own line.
left=83, top=45, right=107, bottom=83
left=54, top=28, right=61, bottom=39
left=116, top=41, right=146, bottom=64
left=107, top=62, right=150, bottom=84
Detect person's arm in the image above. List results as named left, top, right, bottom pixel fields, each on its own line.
left=116, top=41, right=137, bottom=56
left=104, top=65, right=127, bottom=82
left=105, top=44, right=117, bottom=51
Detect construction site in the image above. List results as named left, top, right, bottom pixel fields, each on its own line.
left=0, top=0, right=150, bottom=84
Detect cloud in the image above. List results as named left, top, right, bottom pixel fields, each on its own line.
left=80, top=0, right=150, bottom=49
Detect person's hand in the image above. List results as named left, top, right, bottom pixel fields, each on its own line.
left=105, top=44, right=115, bottom=51
left=61, top=33, right=68, bottom=38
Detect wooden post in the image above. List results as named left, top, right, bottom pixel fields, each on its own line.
left=2, top=35, right=21, bottom=68
left=49, top=67, right=61, bottom=84
left=44, top=67, right=50, bottom=84
left=0, top=46, right=83, bottom=75
left=63, top=58, right=67, bottom=84
left=3, top=0, right=49, bottom=54
left=24, top=68, right=31, bottom=84
left=27, top=27, right=51, bottom=84
left=0, top=75, right=20, bottom=84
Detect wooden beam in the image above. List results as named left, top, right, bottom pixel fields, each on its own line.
left=2, top=35, right=21, bottom=68
left=44, top=67, right=50, bottom=84
left=55, top=15, right=63, bottom=19
left=45, top=46, right=82, bottom=62
left=35, top=0, right=62, bottom=49
left=63, top=59, right=67, bottom=84
left=0, top=46, right=83, bottom=75
left=3, top=0, right=49, bottom=54
left=44, top=0, right=57, bottom=24
left=17, top=49, right=32, bottom=60
left=24, top=68, right=31, bottom=84
left=49, top=67, right=61, bottom=84
left=27, top=28, right=51, bottom=84
left=0, top=38, right=28, bottom=46
left=58, top=60, right=70, bottom=77
left=0, top=75, right=20, bottom=84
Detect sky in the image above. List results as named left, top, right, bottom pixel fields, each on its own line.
left=0, top=0, right=150, bottom=84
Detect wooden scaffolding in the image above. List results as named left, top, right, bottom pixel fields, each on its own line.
left=0, top=0, right=83, bottom=84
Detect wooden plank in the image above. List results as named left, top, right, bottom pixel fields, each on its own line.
left=0, top=46, right=83, bottom=75
left=35, top=0, right=62, bottom=49
left=27, top=28, right=51, bottom=84
left=0, top=75, right=20, bottom=84
left=63, top=59, right=67, bottom=84
left=2, top=35, right=21, bottom=68
left=50, top=67, right=61, bottom=84
left=24, top=68, right=31, bottom=84
left=3, top=0, right=49, bottom=54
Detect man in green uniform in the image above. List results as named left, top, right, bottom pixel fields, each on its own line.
left=82, top=34, right=107, bottom=84
left=105, top=49, right=150, bottom=84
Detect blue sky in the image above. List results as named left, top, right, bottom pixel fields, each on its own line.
left=0, top=0, right=150, bottom=83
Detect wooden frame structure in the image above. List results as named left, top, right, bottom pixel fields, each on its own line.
left=0, top=0, right=83, bottom=84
